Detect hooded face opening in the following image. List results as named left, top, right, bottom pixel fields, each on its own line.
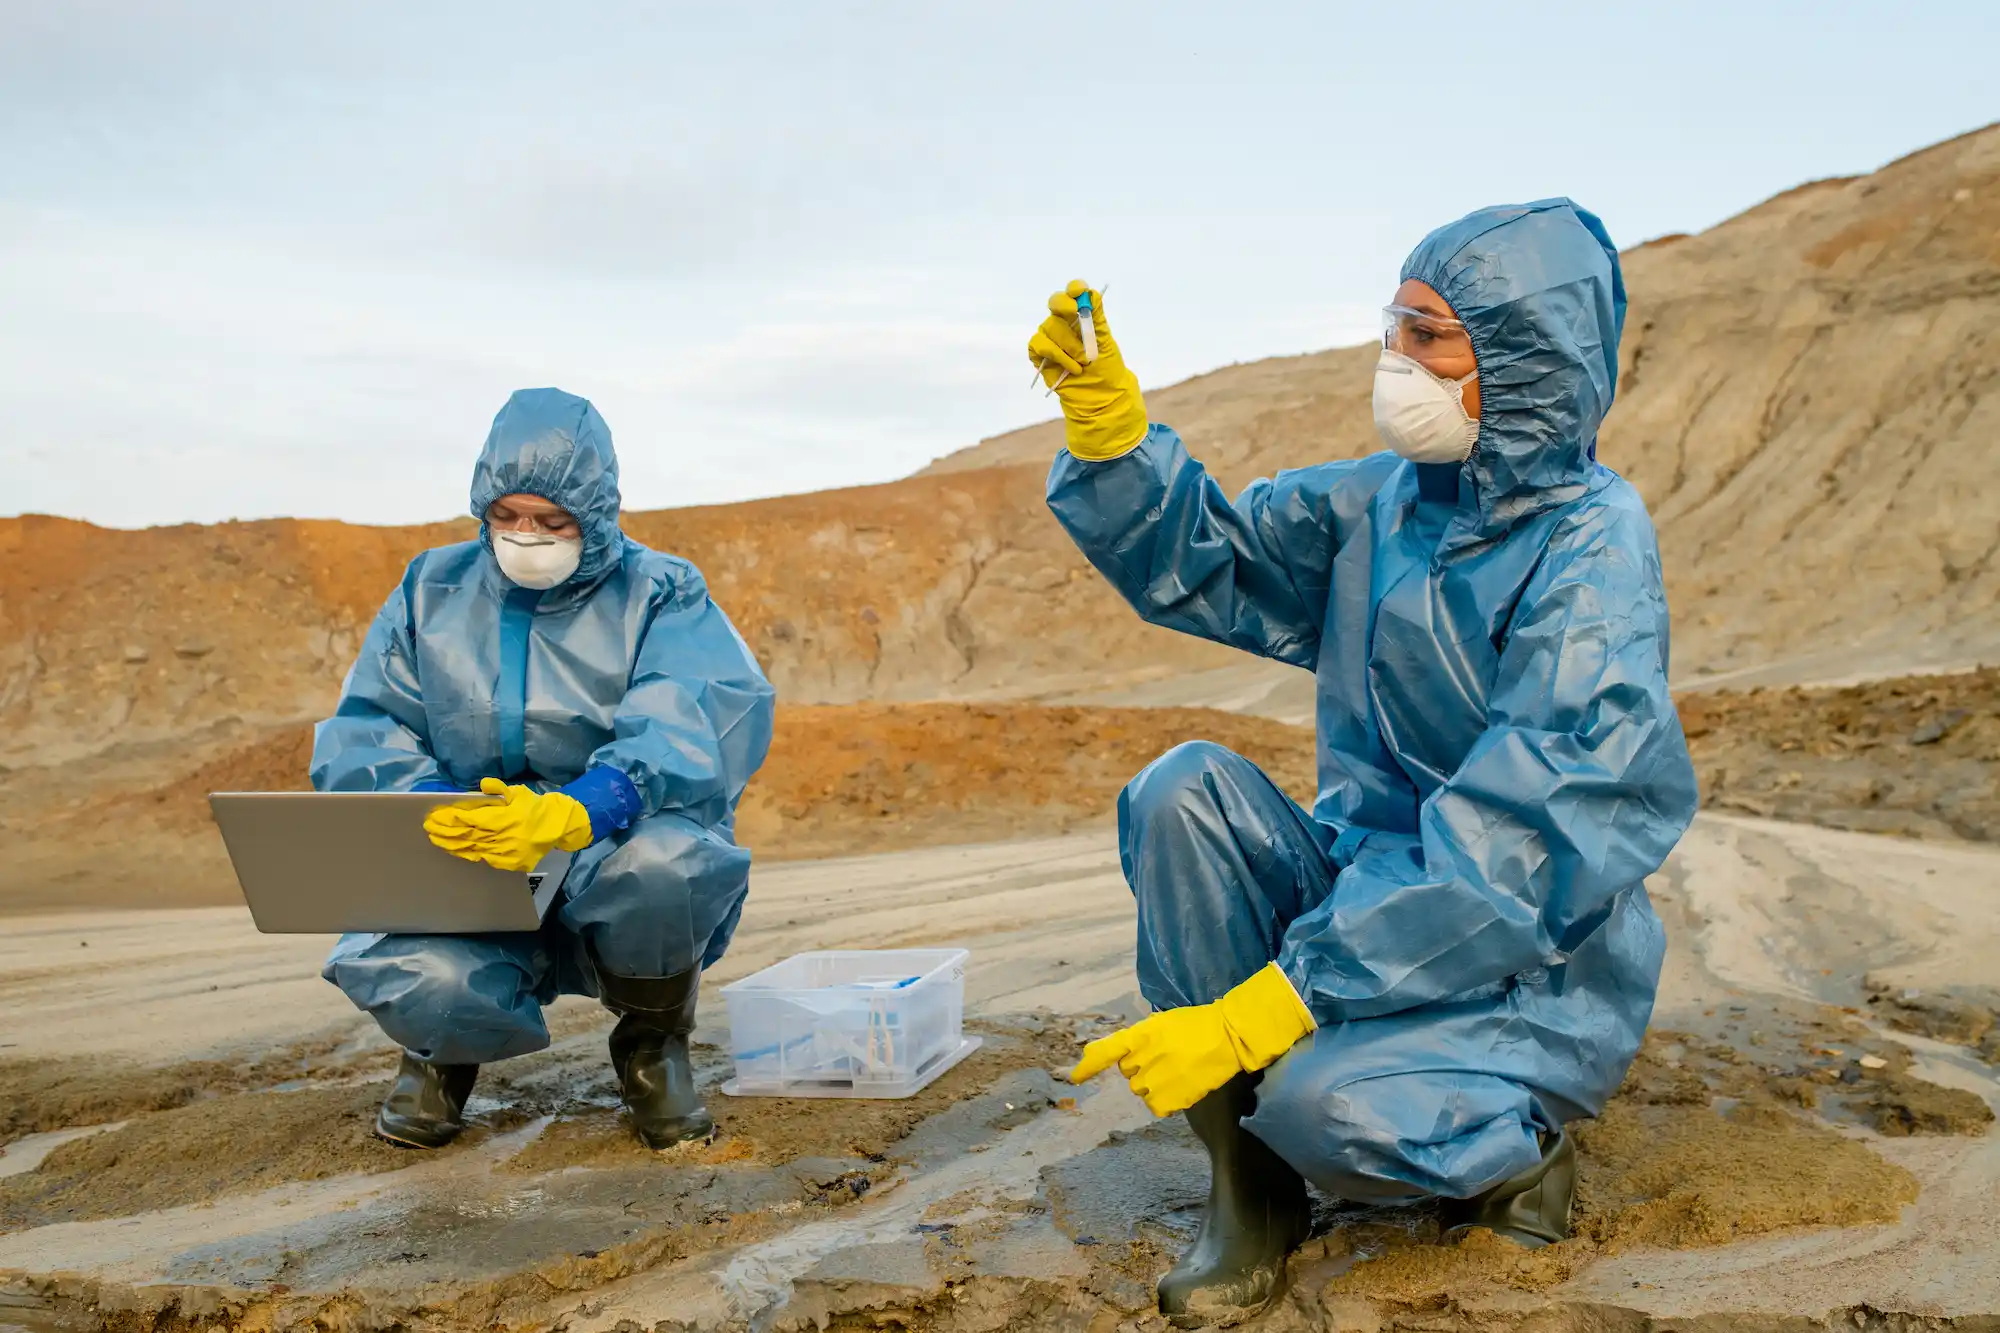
left=1388, top=278, right=1481, bottom=421
left=1396, top=198, right=1627, bottom=542
left=469, top=387, right=625, bottom=589
left=486, top=492, right=580, bottom=539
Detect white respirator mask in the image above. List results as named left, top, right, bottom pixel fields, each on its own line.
left=492, top=530, right=583, bottom=590
left=1371, top=348, right=1481, bottom=464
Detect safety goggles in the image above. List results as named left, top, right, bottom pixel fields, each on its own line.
left=1381, top=304, right=1471, bottom=359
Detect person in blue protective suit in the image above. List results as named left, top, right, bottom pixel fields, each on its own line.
left=314, top=387, right=776, bottom=1152
left=1034, top=200, right=1698, bottom=1321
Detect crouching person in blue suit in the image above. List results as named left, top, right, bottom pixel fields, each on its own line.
left=314, top=388, right=775, bottom=1151
left=1037, top=202, right=1698, bottom=1321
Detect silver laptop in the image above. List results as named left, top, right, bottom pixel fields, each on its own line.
left=210, top=791, right=572, bottom=934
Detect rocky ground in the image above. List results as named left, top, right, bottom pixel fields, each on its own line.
left=1682, top=666, right=2000, bottom=841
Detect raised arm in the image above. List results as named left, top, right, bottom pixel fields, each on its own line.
left=1276, top=504, right=1698, bottom=1022
left=1029, top=280, right=1388, bottom=668
left=1049, top=427, right=1388, bottom=668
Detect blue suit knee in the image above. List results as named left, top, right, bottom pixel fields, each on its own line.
left=322, top=932, right=551, bottom=1065
left=560, top=812, right=751, bottom=979
left=1248, top=1040, right=1547, bottom=1204
left=1119, top=740, right=1242, bottom=832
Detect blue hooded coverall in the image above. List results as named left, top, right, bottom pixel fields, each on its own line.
left=316, top=389, right=776, bottom=1066
left=1048, top=201, right=1698, bottom=1204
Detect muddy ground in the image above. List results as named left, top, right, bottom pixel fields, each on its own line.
left=0, top=1011, right=1988, bottom=1332
left=3, top=813, right=1996, bottom=1331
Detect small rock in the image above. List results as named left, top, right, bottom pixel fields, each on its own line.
left=175, top=641, right=215, bottom=660
left=122, top=645, right=150, bottom=664
left=1910, top=711, right=1968, bottom=745
left=1858, top=1055, right=1888, bottom=1070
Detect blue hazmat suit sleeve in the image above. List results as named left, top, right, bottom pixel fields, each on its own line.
left=1276, top=508, right=1698, bottom=1024
left=586, top=564, right=776, bottom=829
left=311, top=567, right=447, bottom=792
left=1046, top=425, right=1353, bottom=670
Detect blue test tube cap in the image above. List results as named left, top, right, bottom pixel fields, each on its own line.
left=1076, top=290, right=1093, bottom=314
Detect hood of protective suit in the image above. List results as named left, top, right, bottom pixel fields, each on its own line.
left=470, top=388, right=625, bottom=588
left=1398, top=198, right=1626, bottom=548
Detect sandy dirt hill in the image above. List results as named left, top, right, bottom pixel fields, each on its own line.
left=0, top=125, right=1993, bottom=842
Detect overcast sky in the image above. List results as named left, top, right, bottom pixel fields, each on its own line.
left=4, top=2, right=1994, bottom=529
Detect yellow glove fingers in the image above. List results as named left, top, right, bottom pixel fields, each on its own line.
left=1027, top=329, right=1082, bottom=377
left=423, top=809, right=467, bottom=838
left=478, top=777, right=510, bottom=796
left=1037, top=306, right=1089, bottom=361
left=1068, top=1031, right=1133, bottom=1084
left=426, top=829, right=501, bottom=852
left=445, top=804, right=529, bottom=833
left=1042, top=289, right=1092, bottom=360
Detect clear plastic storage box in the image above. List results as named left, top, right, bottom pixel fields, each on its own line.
left=718, top=948, right=979, bottom=1099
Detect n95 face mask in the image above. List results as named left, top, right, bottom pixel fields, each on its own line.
left=1372, top=348, right=1480, bottom=464
left=493, top=530, right=582, bottom=590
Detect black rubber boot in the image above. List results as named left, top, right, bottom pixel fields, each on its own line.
left=598, top=966, right=713, bottom=1149
left=374, top=1052, right=478, bottom=1150
left=1438, top=1126, right=1576, bottom=1248
left=1158, top=1074, right=1312, bottom=1326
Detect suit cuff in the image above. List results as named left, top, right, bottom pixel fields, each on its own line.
left=561, top=766, right=644, bottom=842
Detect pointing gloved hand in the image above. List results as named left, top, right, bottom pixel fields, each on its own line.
left=424, top=777, right=595, bottom=873
left=1069, top=963, right=1316, bottom=1116
left=1027, top=280, right=1150, bottom=462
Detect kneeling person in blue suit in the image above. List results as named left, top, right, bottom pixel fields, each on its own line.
left=1038, top=202, right=1698, bottom=1319
left=314, top=388, right=776, bottom=1151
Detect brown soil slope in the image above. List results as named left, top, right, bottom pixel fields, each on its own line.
left=2, top=126, right=1994, bottom=779
left=4, top=703, right=1318, bottom=912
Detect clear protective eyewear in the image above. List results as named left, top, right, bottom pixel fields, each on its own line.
left=1381, top=304, right=1471, bottom=359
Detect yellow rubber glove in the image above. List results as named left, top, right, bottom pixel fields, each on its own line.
left=1026, top=280, right=1150, bottom=462
left=1069, top=963, right=1316, bottom=1116
left=423, top=778, right=595, bottom=873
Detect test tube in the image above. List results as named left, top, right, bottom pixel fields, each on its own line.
left=1076, top=290, right=1098, bottom=364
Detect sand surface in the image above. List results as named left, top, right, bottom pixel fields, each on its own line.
left=1, top=814, right=1993, bottom=1332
